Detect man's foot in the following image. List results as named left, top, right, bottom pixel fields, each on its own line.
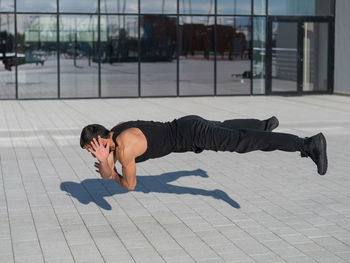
left=265, top=116, right=279, bottom=132
left=302, top=133, right=328, bottom=175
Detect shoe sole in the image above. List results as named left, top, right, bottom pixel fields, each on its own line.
left=317, top=133, right=328, bottom=175
left=267, top=116, right=279, bottom=131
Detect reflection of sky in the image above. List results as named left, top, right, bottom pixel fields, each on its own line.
left=268, top=0, right=326, bottom=16
left=60, top=0, right=98, bottom=12
left=254, top=0, right=265, bottom=15
left=0, top=0, right=14, bottom=11
left=180, top=0, right=214, bottom=14
left=100, top=0, right=138, bottom=13
left=17, top=0, right=56, bottom=12
left=217, top=0, right=251, bottom=15
left=141, top=0, right=176, bottom=13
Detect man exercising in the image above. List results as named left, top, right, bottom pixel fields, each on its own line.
left=80, top=115, right=327, bottom=191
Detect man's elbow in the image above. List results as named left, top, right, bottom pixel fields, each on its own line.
left=125, top=183, right=136, bottom=191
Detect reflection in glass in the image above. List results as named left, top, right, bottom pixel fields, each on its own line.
left=17, top=15, right=58, bottom=98
left=0, top=14, right=15, bottom=98
left=254, top=0, right=266, bottom=15
left=100, top=0, right=137, bottom=13
left=179, top=16, right=214, bottom=95
left=218, top=0, right=251, bottom=15
left=60, top=0, right=98, bottom=13
left=303, top=22, right=328, bottom=92
left=140, top=15, right=176, bottom=96
left=100, top=15, right=138, bottom=97
left=0, top=0, right=14, bottom=11
left=60, top=15, right=98, bottom=98
left=253, top=17, right=265, bottom=94
left=17, top=0, right=57, bottom=12
left=268, top=0, right=334, bottom=16
left=271, top=21, right=298, bottom=92
left=180, top=0, right=214, bottom=14
left=216, top=17, right=251, bottom=95
left=141, top=0, right=176, bottom=14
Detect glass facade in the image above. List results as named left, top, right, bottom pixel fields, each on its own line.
left=0, top=14, right=15, bottom=98
left=179, top=16, right=214, bottom=95
left=216, top=16, right=251, bottom=94
left=252, top=17, right=265, bottom=94
left=0, top=0, right=335, bottom=99
left=17, top=15, right=58, bottom=98
left=268, top=0, right=334, bottom=16
left=100, top=15, right=138, bottom=97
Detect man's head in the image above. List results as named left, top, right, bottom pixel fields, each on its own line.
left=80, top=124, right=110, bottom=151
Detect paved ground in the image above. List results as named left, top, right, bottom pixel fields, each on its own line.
left=0, top=95, right=350, bottom=263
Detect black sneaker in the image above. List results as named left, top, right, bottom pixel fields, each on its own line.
left=302, top=133, right=328, bottom=175
left=265, top=116, right=279, bottom=132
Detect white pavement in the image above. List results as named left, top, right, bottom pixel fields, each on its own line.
left=0, top=95, right=350, bottom=263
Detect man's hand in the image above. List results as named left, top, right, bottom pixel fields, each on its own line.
left=88, top=136, right=110, bottom=163
left=94, top=162, right=114, bottom=179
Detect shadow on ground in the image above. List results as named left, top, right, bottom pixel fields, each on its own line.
left=60, top=169, right=240, bottom=210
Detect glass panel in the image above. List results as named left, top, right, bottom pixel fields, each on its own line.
left=179, top=16, right=214, bottom=95
left=218, top=0, right=251, bottom=15
left=180, top=0, right=214, bottom=14
left=271, top=21, right=298, bottom=92
left=0, top=14, right=15, bottom=98
left=268, top=0, right=334, bottom=16
left=60, top=15, right=98, bottom=98
left=140, top=15, right=177, bottom=96
left=100, top=0, right=138, bottom=13
left=216, top=17, right=251, bottom=95
left=303, top=22, right=328, bottom=92
left=254, top=0, right=266, bottom=15
left=60, top=0, right=98, bottom=13
left=252, top=17, right=265, bottom=94
left=141, top=0, right=177, bottom=14
left=0, top=0, right=14, bottom=11
left=17, top=15, right=58, bottom=98
left=17, top=0, right=57, bottom=12
left=100, top=15, right=138, bottom=97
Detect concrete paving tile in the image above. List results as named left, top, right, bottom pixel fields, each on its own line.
left=11, top=225, right=38, bottom=242
left=250, top=253, right=284, bottom=263
left=69, top=243, right=104, bottom=263
left=270, top=246, right=306, bottom=259
left=61, top=224, right=94, bottom=245
left=104, top=253, right=135, bottom=263
left=13, top=241, right=42, bottom=257
left=312, top=236, right=350, bottom=253
left=0, top=239, right=12, bottom=255
left=303, top=249, right=345, bottom=263
left=0, top=254, right=14, bottom=263
left=14, top=254, right=44, bottom=263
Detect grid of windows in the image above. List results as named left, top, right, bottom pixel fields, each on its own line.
left=0, top=0, right=334, bottom=99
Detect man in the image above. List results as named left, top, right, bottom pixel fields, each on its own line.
left=80, top=115, right=327, bottom=191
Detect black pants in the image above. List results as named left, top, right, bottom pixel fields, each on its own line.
left=175, top=115, right=304, bottom=154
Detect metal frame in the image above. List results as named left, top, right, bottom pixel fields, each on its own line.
left=0, top=0, right=335, bottom=100
left=266, top=16, right=335, bottom=96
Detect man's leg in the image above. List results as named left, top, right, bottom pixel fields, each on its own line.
left=193, top=119, right=327, bottom=175
left=209, top=116, right=279, bottom=132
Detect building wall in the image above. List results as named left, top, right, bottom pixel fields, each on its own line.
left=334, top=0, right=350, bottom=94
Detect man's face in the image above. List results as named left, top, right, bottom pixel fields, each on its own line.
left=83, top=138, right=110, bottom=154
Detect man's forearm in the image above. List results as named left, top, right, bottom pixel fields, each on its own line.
left=98, top=160, right=134, bottom=191
left=111, top=168, right=133, bottom=190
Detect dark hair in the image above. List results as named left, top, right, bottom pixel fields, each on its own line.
left=80, top=124, right=110, bottom=149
